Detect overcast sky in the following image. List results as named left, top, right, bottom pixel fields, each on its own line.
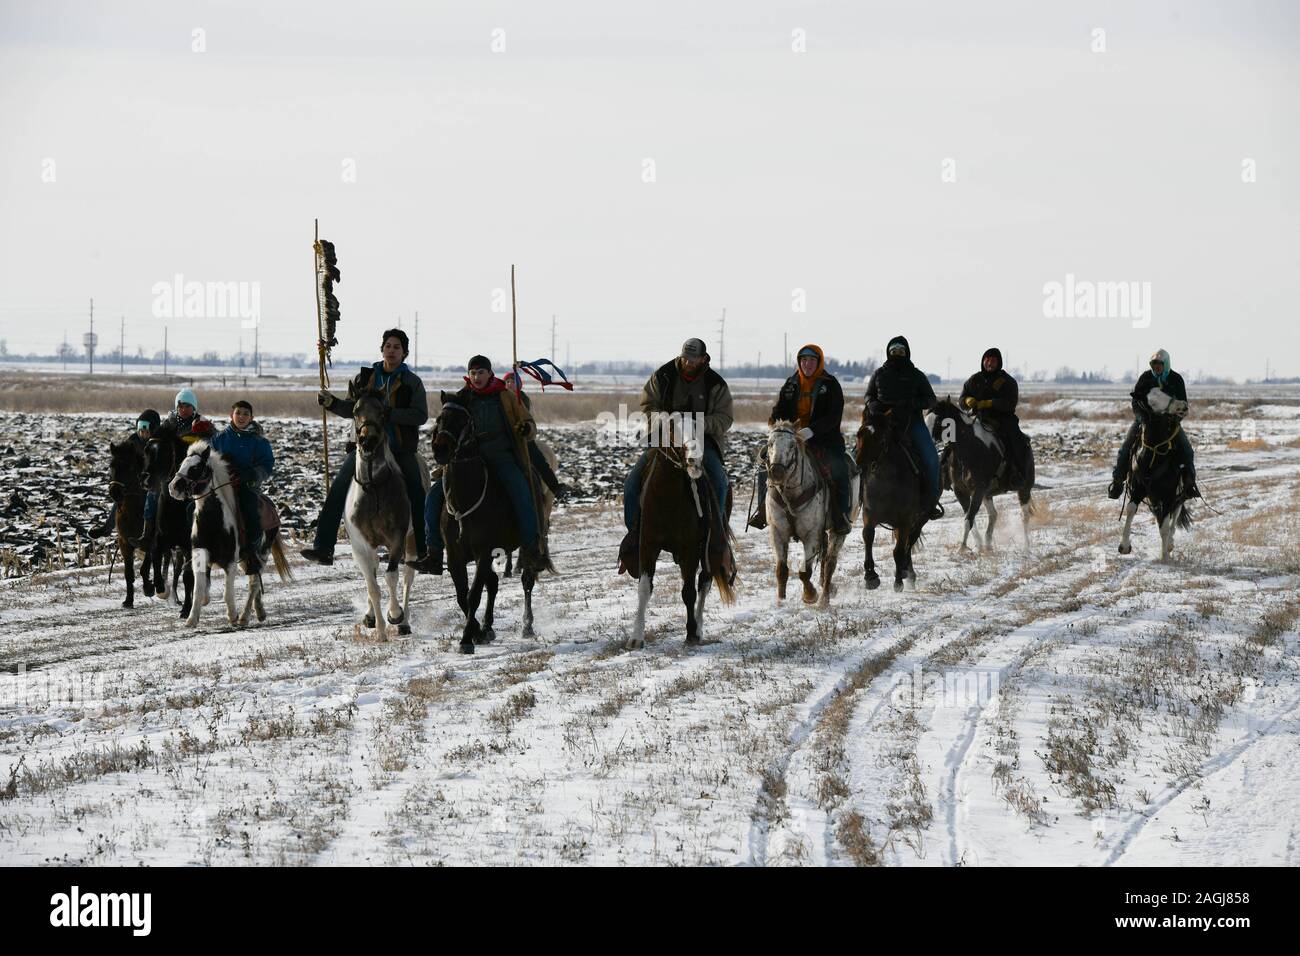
left=1, top=0, right=1296, bottom=380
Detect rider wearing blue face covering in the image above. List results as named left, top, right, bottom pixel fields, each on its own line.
left=864, top=335, right=942, bottom=521
left=1108, top=348, right=1199, bottom=499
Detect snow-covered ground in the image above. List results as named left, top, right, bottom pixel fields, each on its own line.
left=1, top=417, right=1298, bottom=865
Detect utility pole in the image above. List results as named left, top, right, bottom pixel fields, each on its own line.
left=120, top=316, right=125, bottom=373
left=717, top=307, right=726, bottom=371
left=414, top=310, right=419, bottom=371
left=84, top=298, right=96, bottom=374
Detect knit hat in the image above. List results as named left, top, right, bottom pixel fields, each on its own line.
left=467, top=355, right=493, bottom=373
left=174, top=388, right=198, bottom=412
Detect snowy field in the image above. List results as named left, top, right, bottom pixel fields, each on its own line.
left=1, top=413, right=1299, bottom=866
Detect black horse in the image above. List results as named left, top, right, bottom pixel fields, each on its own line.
left=930, top=397, right=1035, bottom=552
left=141, top=431, right=195, bottom=618
left=855, top=416, right=929, bottom=591
left=1118, top=411, right=1193, bottom=561
left=106, top=438, right=148, bottom=607
left=431, top=394, right=541, bottom=655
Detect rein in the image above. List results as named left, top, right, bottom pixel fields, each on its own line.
left=436, top=404, right=492, bottom=536
left=1140, top=422, right=1181, bottom=456
left=767, top=427, right=819, bottom=516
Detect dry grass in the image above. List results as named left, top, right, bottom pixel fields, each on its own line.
left=488, top=687, right=538, bottom=734
left=1226, top=437, right=1272, bottom=452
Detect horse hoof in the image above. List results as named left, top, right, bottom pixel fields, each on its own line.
left=685, top=635, right=701, bottom=646
left=397, top=623, right=411, bottom=636
left=460, top=640, right=476, bottom=655
left=477, top=627, right=495, bottom=645
left=865, top=575, right=880, bottom=591
left=363, top=613, right=376, bottom=628
left=893, top=580, right=904, bottom=592
left=142, top=585, right=155, bottom=598
left=625, top=637, right=644, bottom=651
left=1118, top=544, right=1132, bottom=555
left=386, top=611, right=405, bottom=626
left=522, top=625, right=535, bottom=639
left=256, top=608, right=267, bottom=622
left=802, top=591, right=817, bottom=605
left=122, top=597, right=133, bottom=609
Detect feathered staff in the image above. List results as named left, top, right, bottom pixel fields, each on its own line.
left=313, top=219, right=341, bottom=492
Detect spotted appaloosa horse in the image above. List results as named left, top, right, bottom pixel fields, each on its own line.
left=345, top=391, right=428, bottom=639
left=169, top=441, right=290, bottom=627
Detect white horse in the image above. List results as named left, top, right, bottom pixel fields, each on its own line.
left=763, top=421, right=860, bottom=607
left=345, top=392, right=429, bottom=639
left=169, top=441, right=291, bottom=628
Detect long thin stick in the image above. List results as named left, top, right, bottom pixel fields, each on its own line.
left=511, top=265, right=541, bottom=535
left=314, top=219, right=331, bottom=494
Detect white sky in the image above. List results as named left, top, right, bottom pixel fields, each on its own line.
left=0, top=0, right=1296, bottom=379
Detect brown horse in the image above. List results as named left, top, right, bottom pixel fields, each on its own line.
left=107, top=437, right=148, bottom=607
left=626, top=424, right=736, bottom=650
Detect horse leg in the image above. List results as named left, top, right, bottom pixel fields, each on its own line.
left=397, top=563, right=415, bottom=636
left=238, top=569, right=259, bottom=627
left=799, top=537, right=818, bottom=605
left=1160, top=506, right=1180, bottom=562
left=820, top=530, right=844, bottom=609
left=224, top=562, right=238, bottom=627
left=355, top=545, right=387, bottom=638
left=682, top=558, right=700, bottom=645
left=461, top=560, right=487, bottom=653
left=1019, top=489, right=1033, bottom=550
left=694, top=567, right=712, bottom=643
left=521, top=567, right=537, bottom=638
left=480, top=566, right=498, bottom=644
left=628, top=566, right=655, bottom=650
left=771, top=525, right=790, bottom=603
left=893, top=528, right=908, bottom=591
left=383, top=553, right=403, bottom=633
left=187, top=549, right=208, bottom=626
left=122, top=544, right=135, bottom=609
left=863, top=520, right=880, bottom=589
left=1118, top=500, right=1139, bottom=555
left=984, top=494, right=999, bottom=551
left=962, top=488, right=985, bottom=552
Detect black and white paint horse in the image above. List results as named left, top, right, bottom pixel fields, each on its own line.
left=345, top=391, right=428, bottom=639
left=1119, top=388, right=1193, bottom=562
left=761, top=421, right=859, bottom=607
left=928, top=398, right=1035, bottom=552
left=169, top=440, right=290, bottom=627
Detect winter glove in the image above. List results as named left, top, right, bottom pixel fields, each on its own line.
left=962, top=396, right=977, bottom=409
left=516, top=421, right=535, bottom=440
left=976, top=399, right=994, bottom=410
left=191, top=420, right=214, bottom=437
left=797, top=427, right=814, bottom=441
left=318, top=390, right=336, bottom=409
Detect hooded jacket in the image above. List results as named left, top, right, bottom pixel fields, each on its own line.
left=959, top=347, right=1020, bottom=420
left=770, top=345, right=845, bottom=449
left=640, top=357, right=734, bottom=457
left=865, top=335, right=936, bottom=421
left=1131, top=348, right=1187, bottom=420
left=211, top=421, right=274, bottom=485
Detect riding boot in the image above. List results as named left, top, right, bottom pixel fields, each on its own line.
left=410, top=549, right=443, bottom=575
left=1107, top=478, right=1125, bottom=500
left=617, top=520, right=640, bottom=577
left=1184, top=464, right=1201, bottom=499
left=746, top=494, right=767, bottom=530
left=128, top=514, right=156, bottom=550
left=240, top=540, right=263, bottom=575
left=90, top=505, right=117, bottom=539
left=300, top=546, right=334, bottom=566
left=832, top=506, right=852, bottom=536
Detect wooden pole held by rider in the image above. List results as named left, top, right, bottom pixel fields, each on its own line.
left=511, top=265, right=541, bottom=539
left=313, top=219, right=331, bottom=494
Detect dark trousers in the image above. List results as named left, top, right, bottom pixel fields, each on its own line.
left=424, top=446, right=539, bottom=553
left=756, top=443, right=851, bottom=518
left=235, top=481, right=262, bottom=552
left=313, top=447, right=426, bottom=554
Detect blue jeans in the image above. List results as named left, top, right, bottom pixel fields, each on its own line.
left=908, top=417, right=940, bottom=506
left=624, top=445, right=729, bottom=530
left=425, top=447, right=538, bottom=553
left=144, top=490, right=158, bottom=521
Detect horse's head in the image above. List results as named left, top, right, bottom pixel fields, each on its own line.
left=927, top=397, right=967, bottom=443
left=169, top=442, right=213, bottom=501
left=141, top=434, right=177, bottom=491
left=107, top=437, right=143, bottom=503
left=766, top=420, right=802, bottom=483
left=353, top=390, right=390, bottom=457
left=432, top=391, right=474, bottom=466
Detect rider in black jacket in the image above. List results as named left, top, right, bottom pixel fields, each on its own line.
left=958, top=347, right=1032, bottom=486
left=1108, top=348, right=1199, bottom=499
left=864, top=335, right=942, bottom=520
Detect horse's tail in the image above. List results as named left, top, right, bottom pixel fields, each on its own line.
left=270, top=531, right=292, bottom=582
left=1177, top=505, right=1193, bottom=530
left=713, top=567, right=737, bottom=605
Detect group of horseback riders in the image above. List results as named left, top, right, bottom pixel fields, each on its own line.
left=99, top=329, right=1201, bottom=580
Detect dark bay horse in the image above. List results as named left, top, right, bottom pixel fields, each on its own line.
left=345, top=391, right=426, bottom=639
left=106, top=437, right=147, bottom=607
left=141, top=431, right=194, bottom=618
left=627, top=422, right=736, bottom=650
left=432, top=393, right=542, bottom=655
left=929, top=397, right=1035, bottom=552
left=855, top=417, right=929, bottom=591
left=1119, top=411, right=1193, bottom=561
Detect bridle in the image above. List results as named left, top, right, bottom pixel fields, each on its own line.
left=353, top=396, right=395, bottom=491
left=766, top=425, right=818, bottom=515
left=435, top=402, right=490, bottom=534
left=172, top=455, right=236, bottom=500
